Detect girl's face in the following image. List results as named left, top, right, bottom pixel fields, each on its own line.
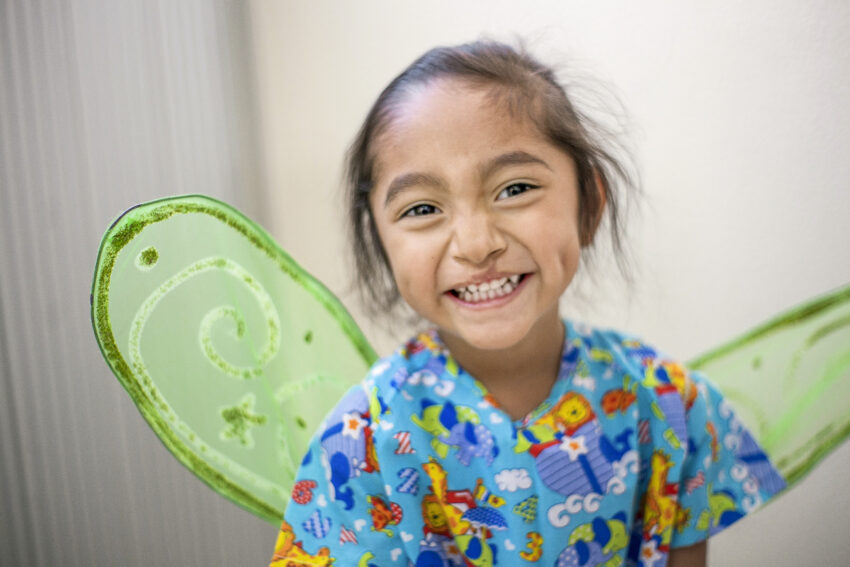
left=369, top=79, right=584, bottom=353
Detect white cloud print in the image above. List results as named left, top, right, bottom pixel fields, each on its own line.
left=494, top=468, right=532, bottom=492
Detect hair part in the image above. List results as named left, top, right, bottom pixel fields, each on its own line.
left=346, top=40, right=637, bottom=321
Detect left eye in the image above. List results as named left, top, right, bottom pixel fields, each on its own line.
left=497, top=183, right=537, bottom=199
left=402, top=203, right=439, bottom=217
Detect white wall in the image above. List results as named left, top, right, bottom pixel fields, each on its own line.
left=250, top=1, right=850, bottom=565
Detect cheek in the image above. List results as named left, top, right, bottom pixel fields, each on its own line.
left=549, top=241, right=581, bottom=287
left=532, top=217, right=582, bottom=270
left=382, top=239, right=439, bottom=303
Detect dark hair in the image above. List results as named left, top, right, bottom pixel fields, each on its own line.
left=346, top=40, right=635, bottom=319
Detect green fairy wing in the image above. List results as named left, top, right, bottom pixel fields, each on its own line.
left=91, top=195, right=377, bottom=524
left=688, top=283, right=850, bottom=489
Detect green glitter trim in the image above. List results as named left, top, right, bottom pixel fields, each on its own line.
left=220, top=393, right=268, bottom=448
left=689, top=285, right=850, bottom=369
left=136, top=246, right=159, bottom=269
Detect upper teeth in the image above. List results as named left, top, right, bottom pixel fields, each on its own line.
left=454, top=275, right=520, bottom=302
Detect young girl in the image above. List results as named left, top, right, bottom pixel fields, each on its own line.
left=269, top=41, right=784, bottom=567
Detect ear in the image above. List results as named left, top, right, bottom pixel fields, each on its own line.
left=580, top=169, right=607, bottom=246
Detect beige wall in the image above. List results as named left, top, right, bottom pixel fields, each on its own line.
left=249, top=1, right=850, bottom=565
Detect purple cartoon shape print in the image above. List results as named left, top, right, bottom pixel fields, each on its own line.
left=415, top=533, right=458, bottom=567
left=412, top=399, right=499, bottom=466
left=445, top=421, right=497, bottom=466
left=320, top=389, right=379, bottom=510
left=524, top=393, right=616, bottom=496
left=734, top=429, right=786, bottom=496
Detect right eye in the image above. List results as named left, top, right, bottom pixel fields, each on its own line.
left=402, top=203, right=439, bottom=218
left=497, top=182, right=537, bottom=200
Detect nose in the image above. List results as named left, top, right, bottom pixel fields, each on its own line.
left=450, top=210, right=506, bottom=266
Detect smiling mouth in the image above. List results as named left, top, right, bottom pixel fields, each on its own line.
left=449, top=274, right=528, bottom=303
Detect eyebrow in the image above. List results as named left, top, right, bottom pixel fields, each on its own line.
left=383, top=172, right=445, bottom=208
left=382, top=150, right=551, bottom=209
left=479, top=150, right=551, bottom=179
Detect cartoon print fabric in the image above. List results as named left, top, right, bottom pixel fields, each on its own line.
left=270, top=321, right=785, bottom=566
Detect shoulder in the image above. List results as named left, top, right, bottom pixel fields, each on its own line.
left=567, top=321, right=690, bottom=387
left=570, top=321, right=696, bottom=387
left=361, top=329, right=454, bottom=405
left=319, top=330, right=447, bottom=432
left=566, top=321, right=704, bottom=437
left=566, top=320, right=659, bottom=370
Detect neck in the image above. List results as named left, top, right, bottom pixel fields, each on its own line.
left=438, top=308, right=565, bottom=420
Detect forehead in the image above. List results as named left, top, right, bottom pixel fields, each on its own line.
left=372, top=79, right=551, bottom=180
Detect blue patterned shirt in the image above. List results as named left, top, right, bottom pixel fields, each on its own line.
left=270, top=321, right=785, bottom=567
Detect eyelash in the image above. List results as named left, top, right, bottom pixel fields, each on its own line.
left=401, top=203, right=439, bottom=218
left=497, top=182, right=538, bottom=199
left=400, top=182, right=537, bottom=218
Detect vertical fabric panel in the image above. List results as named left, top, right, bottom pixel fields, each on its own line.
left=0, top=0, right=278, bottom=564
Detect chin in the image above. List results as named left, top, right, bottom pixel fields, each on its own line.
left=451, top=323, right=534, bottom=353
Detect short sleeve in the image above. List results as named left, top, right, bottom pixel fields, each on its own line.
left=269, top=386, right=407, bottom=566
left=671, top=371, right=786, bottom=548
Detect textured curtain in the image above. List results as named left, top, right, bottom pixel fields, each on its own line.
left=0, top=1, right=277, bottom=564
